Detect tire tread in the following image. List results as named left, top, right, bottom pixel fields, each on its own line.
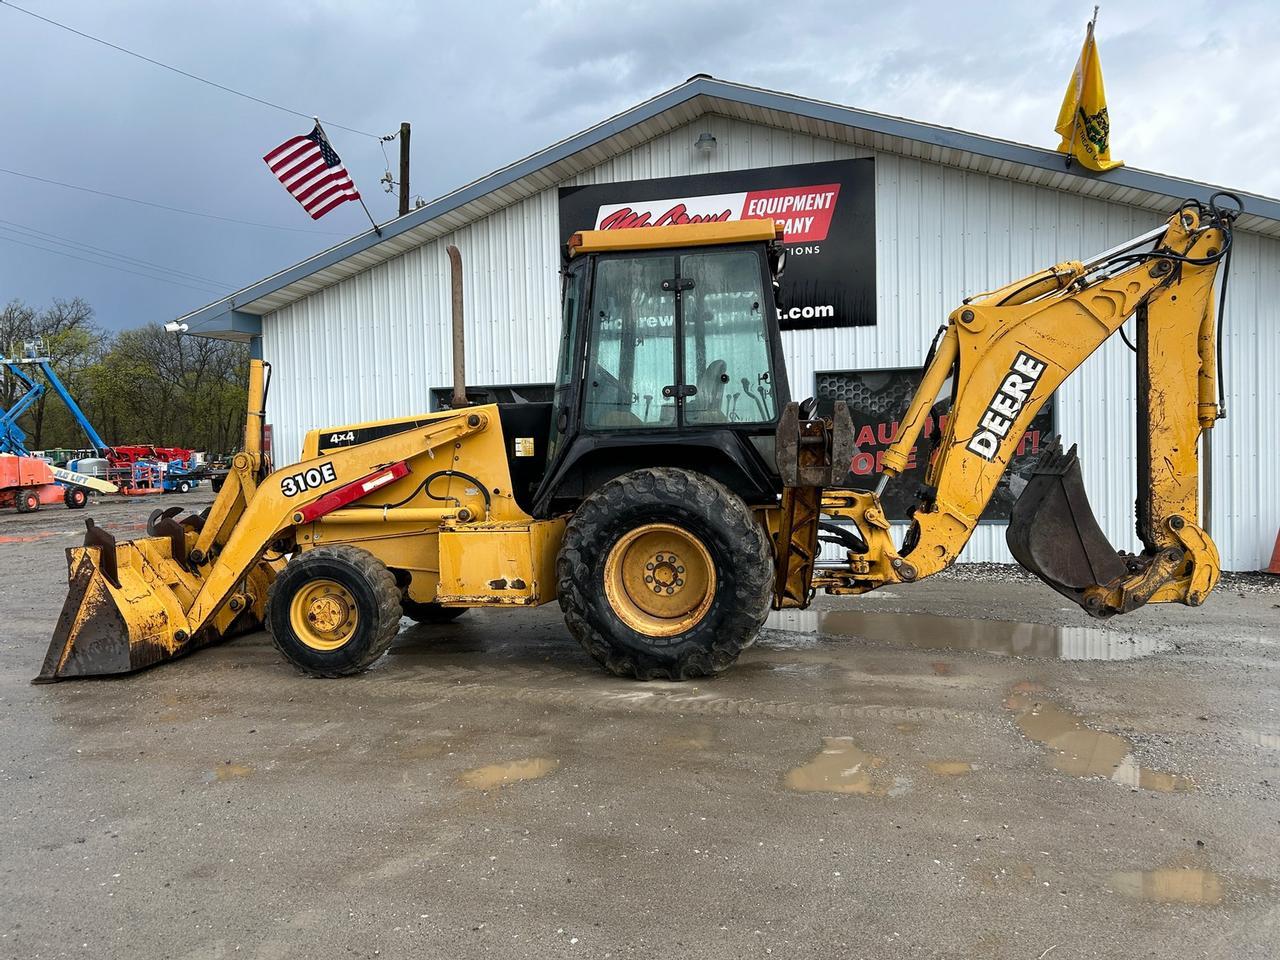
left=556, top=467, right=771, bottom=681
left=266, top=544, right=402, bottom=677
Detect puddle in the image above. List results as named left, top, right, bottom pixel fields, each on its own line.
left=926, top=760, right=973, bottom=776
left=1111, top=867, right=1224, bottom=905
left=1006, top=693, right=1194, bottom=792
left=399, top=740, right=449, bottom=760
left=208, top=762, right=253, bottom=781
left=458, top=757, right=557, bottom=790
left=659, top=723, right=715, bottom=751
left=784, top=737, right=893, bottom=796
left=766, top=609, right=1162, bottom=661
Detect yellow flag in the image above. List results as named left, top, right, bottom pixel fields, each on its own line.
left=1055, top=19, right=1123, bottom=171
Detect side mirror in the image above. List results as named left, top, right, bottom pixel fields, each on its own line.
left=769, top=245, right=787, bottom=279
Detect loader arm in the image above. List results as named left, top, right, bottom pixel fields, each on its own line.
left=179, top=410, right=489, bottom=641
left=37, top=362, right=492, bottom=681
left=777, top=196, right=1237, bottom=618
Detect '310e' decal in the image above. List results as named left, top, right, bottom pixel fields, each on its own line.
left=281, top=462, right=337, bottom=497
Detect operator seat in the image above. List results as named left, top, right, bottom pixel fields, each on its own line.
left=687, top=359, right=728, bottom=422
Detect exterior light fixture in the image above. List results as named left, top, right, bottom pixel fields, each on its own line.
left=694, top=132, right=717, bottom=153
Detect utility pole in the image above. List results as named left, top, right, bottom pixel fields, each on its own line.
left=398, top=122, right=411, bottom=217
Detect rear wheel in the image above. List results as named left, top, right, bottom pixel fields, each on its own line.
left=557, top=467, right=772, bottom=681
left=266, top=544, right=402, bottom=677
left=177, top=480, right=192, bottom=494
left=15, top=488, right=40, bottom=513
left=63, top=486, right=88, bottom=509
left=401, top=599, right=468, bottom=624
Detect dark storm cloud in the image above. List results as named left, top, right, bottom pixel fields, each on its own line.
left=0, top=0, right=1273, bottom=332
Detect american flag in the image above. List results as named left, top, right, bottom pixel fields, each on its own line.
left=263, top=124, right=361, bottom=220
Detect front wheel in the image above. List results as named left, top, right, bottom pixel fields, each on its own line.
left=557, top=468, right=772, bottom=681
left=266, top=545, right=402, bottom=677
left=15, top=488, right=40, bottom=513
left=177, top=480, right=191, bottom=494
left=63, top=486, right=88, bottom=509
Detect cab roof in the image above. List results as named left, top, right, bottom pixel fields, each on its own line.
left=567, top=220, right=783, bottom=257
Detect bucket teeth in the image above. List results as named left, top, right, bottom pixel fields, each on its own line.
left=148, top=507, right=190, bottom=572
left=81, top=518, right=120, bottom=589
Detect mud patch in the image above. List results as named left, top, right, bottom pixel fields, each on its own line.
left=785, top=737, right=893, bottom=796
left=926, top=760, right=973, bottom=776
left=1111, top=867, right=1224, bottom=905
left=1006, top=693, right=1193, bottom=792
left=458, top=757, right=558, bottom=790
left=208, top=762, right=253, bottom=781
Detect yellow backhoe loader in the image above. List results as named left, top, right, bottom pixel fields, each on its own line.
left=37, top=193, right=1241, bottom=683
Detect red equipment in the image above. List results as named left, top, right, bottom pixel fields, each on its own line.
left=108, top=445, right=194, bottom=469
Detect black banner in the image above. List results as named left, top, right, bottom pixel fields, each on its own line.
left=558, top=159, right=876, bottom=329
left=815, top=368, right=1056, bottom=523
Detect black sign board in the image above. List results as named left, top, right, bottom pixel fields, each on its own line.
left=815, top=368, right=1056, bottom=523
left=558, top=159, right=876, bottom=329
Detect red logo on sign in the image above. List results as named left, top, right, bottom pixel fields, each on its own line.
left=740, top=184, right=841, bottom=243
left=594, top=183, right=840, bottom=244
left=599, top=203, right=733, bottom=230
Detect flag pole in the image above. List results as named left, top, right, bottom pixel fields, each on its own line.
left=314, top=117, right=382, bottom=237
left=1064, top=7, right=1099, bottom=170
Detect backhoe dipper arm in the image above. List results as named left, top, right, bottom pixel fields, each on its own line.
left=814, top=199, right=1235, bottom=617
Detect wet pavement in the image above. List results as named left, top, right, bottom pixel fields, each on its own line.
left=1, top=492, right=1278, bottom=958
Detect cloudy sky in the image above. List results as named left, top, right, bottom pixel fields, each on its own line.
left=1, top=0, right=1275, bottom=332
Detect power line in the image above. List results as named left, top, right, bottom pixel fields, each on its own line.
left=0, top=0, right=382, bottom=140
left=0, top=167, right=347, bottom=236
left=0, top=233, right=228, bottom=295
left=0, top=218, right=232, bottom=288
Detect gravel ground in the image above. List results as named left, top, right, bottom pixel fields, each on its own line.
left=1, top=492, right=1276, bottom=959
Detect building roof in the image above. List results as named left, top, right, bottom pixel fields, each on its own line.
left=182, top=75, right=1280, bottom=341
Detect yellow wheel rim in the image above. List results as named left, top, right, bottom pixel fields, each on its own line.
left=603, top=523, right=716, bottom=637
left=289, top=578, right=359, bottom=651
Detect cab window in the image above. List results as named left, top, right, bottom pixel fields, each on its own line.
left=583, top=256, right=676, bottom=428
left=681, top=250, right=775, bottom=424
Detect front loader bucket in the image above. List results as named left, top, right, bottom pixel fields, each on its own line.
left=1006, top=441, right=1128, bottom=615
left=35, top=518, right=276, bottom=682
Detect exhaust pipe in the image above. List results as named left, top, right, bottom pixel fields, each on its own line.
left=446, top=244, right=467, bottom=408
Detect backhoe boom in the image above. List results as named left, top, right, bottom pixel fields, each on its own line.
left=776, top=196, right=1238, bottom=617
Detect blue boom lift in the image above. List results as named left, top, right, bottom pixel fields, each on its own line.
left=0, top=361, right=44, bottom=457
left=0, top=352, right=111, bottom=459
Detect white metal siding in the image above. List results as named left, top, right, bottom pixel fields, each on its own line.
left=262, top=115, right=1280, bottom=570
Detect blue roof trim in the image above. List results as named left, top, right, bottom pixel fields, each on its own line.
left=187, top=307, right=262, bottom=339
left=180, top=76, right=1280, bottom=336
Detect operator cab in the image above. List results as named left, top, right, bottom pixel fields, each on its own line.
left=530, top=221, right=791, bottom=516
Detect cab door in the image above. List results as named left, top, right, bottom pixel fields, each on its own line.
left=582, top=254, right=679, bottom=429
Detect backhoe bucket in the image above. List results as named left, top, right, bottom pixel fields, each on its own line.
left=35, top=517, right=277, bottom=682
left=1006, top=442, right=1128, bottom=614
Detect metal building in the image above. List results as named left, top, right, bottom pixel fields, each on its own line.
left=179, top=76, right=1280, bottom=570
